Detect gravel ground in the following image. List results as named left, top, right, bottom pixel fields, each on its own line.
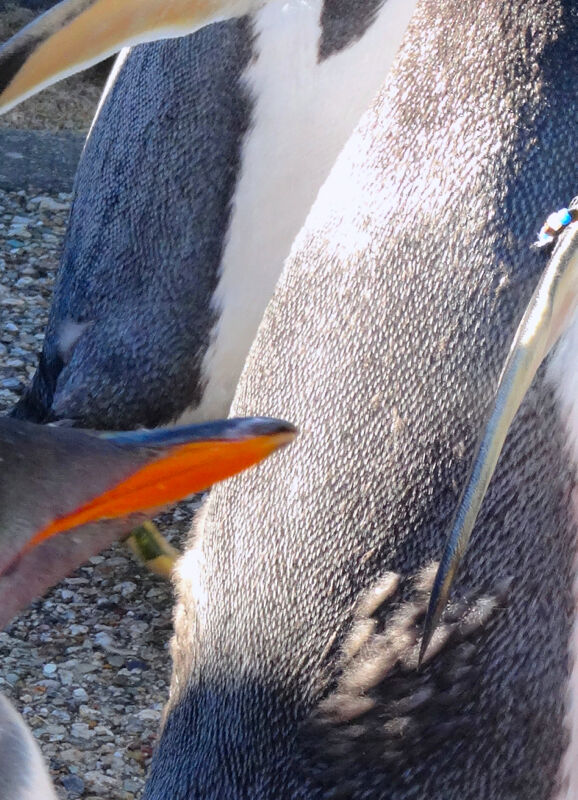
left=0, top=74, right=103, bottom=133
left=0, top=188, right=195, bottom=798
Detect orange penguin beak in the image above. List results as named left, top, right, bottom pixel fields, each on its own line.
left=0, top=415, right=296, bottom=628
left=25, top=417, right=295, bottom=551
left=0, top=0, right=263, bottom=115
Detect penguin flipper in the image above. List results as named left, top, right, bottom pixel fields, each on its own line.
left=420, top=210, right=578, bottom=663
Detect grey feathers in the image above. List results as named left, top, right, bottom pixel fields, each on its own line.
left=146, top=0, right=578, bottom=797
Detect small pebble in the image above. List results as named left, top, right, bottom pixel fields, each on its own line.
left=126, top=659, right=148, bottom=672
left=71, top=722, right=92, bottom=741
left=60, top=774, right=85, bottom=797
left=94, top=631, right=113, bottom=648
left=118, top=581, right=137, bottom=598
left=69, top=625, right=89, bottom=636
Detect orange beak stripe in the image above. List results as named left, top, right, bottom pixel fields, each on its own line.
left=25, top=430, right=294, bottom=552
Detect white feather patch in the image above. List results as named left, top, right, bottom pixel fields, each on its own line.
left=0, top=694, right=57, bottom=800
left=183, top=0, right=418, bottom=422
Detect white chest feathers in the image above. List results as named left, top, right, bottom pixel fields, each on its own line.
left=183, top=0, right=417, bottom=422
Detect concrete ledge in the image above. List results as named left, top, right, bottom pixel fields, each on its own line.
left=0, top=1, right=55, bottom=12
left=0, top=129, right=85, bottom=193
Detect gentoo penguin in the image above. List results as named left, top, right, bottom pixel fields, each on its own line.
left=0, top=415, right=295, bottom=628
left=0, top=1, right=418, bottom=574
left=0, top=0, right=417, bottom=430
left=1, top=1, right=578, bottom=800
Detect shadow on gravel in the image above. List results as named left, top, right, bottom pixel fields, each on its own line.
left=0, top=129, right=84, bottom=192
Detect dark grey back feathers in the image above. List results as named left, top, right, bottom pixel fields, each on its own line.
left=14, top=20, right=254, bottom=428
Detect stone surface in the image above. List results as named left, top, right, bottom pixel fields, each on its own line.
left=0, top=130, right=84, bottom=192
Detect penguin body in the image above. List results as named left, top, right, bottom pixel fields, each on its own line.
left=13, top=0, right=416, bottom=429
left=144, top=1, right=578, bottom=797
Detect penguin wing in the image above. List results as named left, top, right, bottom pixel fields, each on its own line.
left=12, top=24, right=252, bottom=429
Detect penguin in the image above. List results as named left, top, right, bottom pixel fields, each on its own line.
left=0, top=415, right=295, bottom=628
left=1, top=0, right=578, bottom=799
left=1, top=0, right=418, bottom=430
left=0, top=0, right=418, bottom=575
left=141, top=0, right=577, bottom=797
left=422, top=203, right=578, bottom=659
left=0, top=413, right=294, bottom=798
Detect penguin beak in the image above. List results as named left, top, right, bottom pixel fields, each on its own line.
left=0, top=416, right=296, bottom=629
left=0, top=0, right=261, bottom=115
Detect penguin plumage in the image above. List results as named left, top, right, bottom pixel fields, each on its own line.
left=146, top=1, right=578, bottom=797
left=10, top=0, right=416, bottom=430
left=0, top=1, right=577, bottom=798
